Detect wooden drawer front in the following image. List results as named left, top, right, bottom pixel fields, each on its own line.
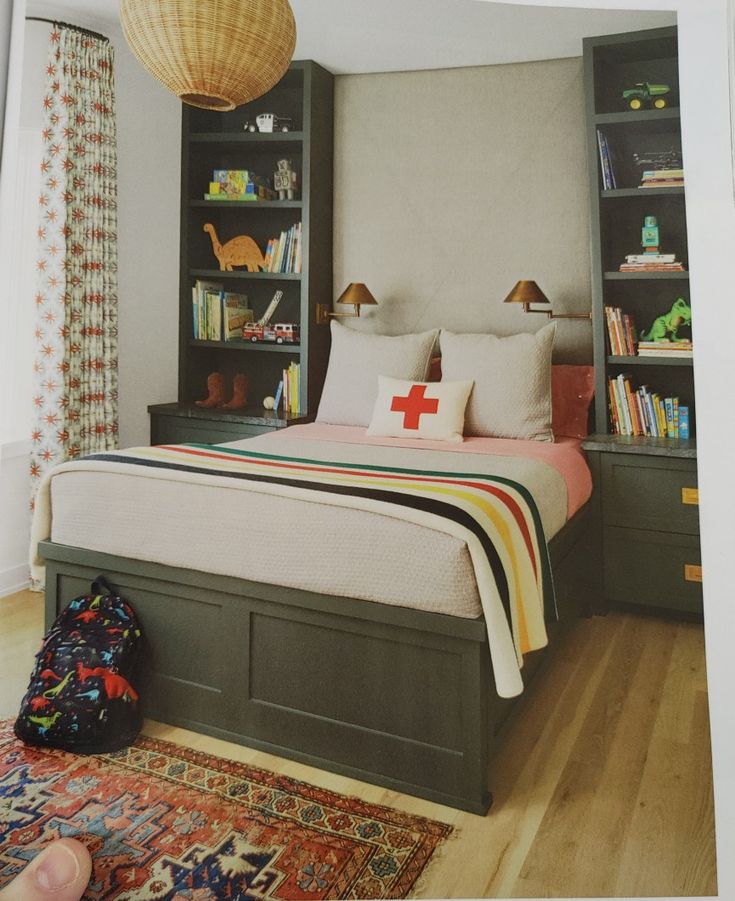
left=151, top=414, right=273, bottom=445
left=604, top=526, right=703, bottom=614
left=602, top=455, right=699, bottom=535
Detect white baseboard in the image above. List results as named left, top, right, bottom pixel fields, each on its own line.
left=0, top=563, right=31, bottom=598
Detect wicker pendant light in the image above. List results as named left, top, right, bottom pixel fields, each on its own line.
left=120, top=0, right=297, bottom=111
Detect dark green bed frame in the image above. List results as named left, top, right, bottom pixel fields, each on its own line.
left=38, top=499, right=598, bottom=815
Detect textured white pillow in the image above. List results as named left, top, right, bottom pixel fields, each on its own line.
left=316, top=321, right=438, bottom=427
left=440, top=322, right=556, bottom=442
left=367, top=376, right=474, bottom=442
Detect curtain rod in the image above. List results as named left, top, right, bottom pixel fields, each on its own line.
left=25, top=16, right=109, bottom=43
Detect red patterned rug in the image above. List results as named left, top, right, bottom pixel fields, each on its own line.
left=0, top=720, right=452, bottom=899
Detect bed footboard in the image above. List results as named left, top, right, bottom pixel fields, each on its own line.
left=38, top=501, right=595, bottom=815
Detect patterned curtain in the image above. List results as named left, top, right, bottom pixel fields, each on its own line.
left=30, top=26, right=118, bottom=510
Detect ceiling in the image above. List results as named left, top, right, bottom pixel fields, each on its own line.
left=26, top=0, right=676, bottom=73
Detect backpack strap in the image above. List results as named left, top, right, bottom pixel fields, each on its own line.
left=91, top=574, right=116, bottom=596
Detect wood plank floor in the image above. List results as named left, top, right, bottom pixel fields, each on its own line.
left=0, top=589, right=717, bottom=898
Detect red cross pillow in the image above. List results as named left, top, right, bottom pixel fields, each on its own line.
left=367, top=376, right=474, bottom=442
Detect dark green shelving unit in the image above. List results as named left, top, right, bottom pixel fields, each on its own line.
left=582, top=27, right=701, bottom=618
left=149, top=60, right=334, bottom=444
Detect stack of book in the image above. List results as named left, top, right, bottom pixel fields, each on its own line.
left=604, top=306, right=637, bottom=355
left=192, top=280, right=253, bottom=341
left=275, top=361, right=301, bottom=416
left=596, top=130, right=617, bottom=190
left=619, top=253, right=686, bottom=273
left=637, top=340, right=693, bottom=358
left=639, top=168, right=684, bottom=188
left=264, top=222, right=302, bottom=274
left=608, top=373, right=689, bottom=438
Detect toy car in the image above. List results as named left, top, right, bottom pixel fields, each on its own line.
left=242, top=113, right=293, bottom=134
left=622, top=82, right=671, bottom=110
left=242, top=322, right=299, bottom=344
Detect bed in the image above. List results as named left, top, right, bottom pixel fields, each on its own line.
left=33, top=419, right=599, bottom=814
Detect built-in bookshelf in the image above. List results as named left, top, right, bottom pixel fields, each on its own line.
left=584, top=26, right=695, bottom=446
left=149, top=61, right=334, bottom=444
left=582, top=27, right=701, bottom=618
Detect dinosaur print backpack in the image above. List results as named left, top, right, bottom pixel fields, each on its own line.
left=14, top=576, right=144, bottom=754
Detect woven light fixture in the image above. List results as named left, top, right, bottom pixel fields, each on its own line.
left=120, top=0, right=297, bottom=111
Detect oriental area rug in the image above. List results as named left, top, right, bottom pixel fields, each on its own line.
left=0, top=721, right=452, bottom=899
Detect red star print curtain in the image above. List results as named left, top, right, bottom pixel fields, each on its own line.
left=30, top=26, right=118, bottom=511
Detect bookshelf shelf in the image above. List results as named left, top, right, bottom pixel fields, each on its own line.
left=189, top=339, right=303, bottom=354
left=189, top=131, right=305, bottom=145
left=189, top=269, right=302, bottom=281
left=149, top=61, right=334, bottom=447
left=594, top=108, right=680, bottom=126
left=601, top=186, right=685, bottom=198
left=607, top=354, right=693, bottom=367
left=603, top=271, right=689, bottom=281
left=190, top=200, right=303, bottom=209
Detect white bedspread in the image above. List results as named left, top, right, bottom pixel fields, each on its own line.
left=33, top=428, right=586, bottom=623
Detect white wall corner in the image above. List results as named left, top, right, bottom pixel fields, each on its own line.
left=0, top=563, right=30, bottom=598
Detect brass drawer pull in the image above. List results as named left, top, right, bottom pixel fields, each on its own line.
left=684, top=564, right=702, bottom=583
left=681, top=487, right=699, bottom=506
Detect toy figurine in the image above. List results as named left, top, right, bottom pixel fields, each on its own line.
left=640, top=297, right=692, bottom=342
left=274, top=158, right=298, bottom=200
left=641, top=215, right=659, bottom=252
left=203, top=223, right=265, bottom=272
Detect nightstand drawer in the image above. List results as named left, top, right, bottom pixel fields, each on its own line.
left=603, top=526, right=703, bottom=614
left=151, top=415, right=273, bottom=445
left=601, top=454, right=699, bottom=535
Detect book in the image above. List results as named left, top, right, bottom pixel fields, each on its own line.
left=619, top=262, right=686, bottom=271
left=204, top=193, right=258, bottom=202
left=273, top=380, right=284, bottom=413
left=625, top=253, right=677, bottom=264
left=665, top=397, right=675, bottom=438
left=597, top=130, right=616, bottom=190
left=264, top=223, right=302, bottom=274
left=223, top=292, right=253, bottom=340
left=679, top=406, right=690, bottom=439
left=637, top=340, right=693, bottom=358
left=608, top=375, right=681, bottom=439
left=604, top=306, right=637, bottom=355
left=192, top=279, right=224, bottom=340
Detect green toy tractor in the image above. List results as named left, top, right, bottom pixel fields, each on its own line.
left=622, top=82, right=671, bottom=110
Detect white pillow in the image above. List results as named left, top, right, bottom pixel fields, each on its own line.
left=439, top=322, right=556, bottom=442
left=316, top=321, right=438, bottom=427
left=367, top=376, right=474, bottom=443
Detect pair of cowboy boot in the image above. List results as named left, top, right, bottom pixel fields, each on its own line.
left=196, top=372, right=249, bottom=410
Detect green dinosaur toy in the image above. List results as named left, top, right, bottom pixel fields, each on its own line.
left=640, top=297, right=692, bottom=343
left=28, top=711, right=62, bottom=729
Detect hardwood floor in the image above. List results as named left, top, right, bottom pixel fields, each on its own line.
left=0, top=589, right=717, bottom=898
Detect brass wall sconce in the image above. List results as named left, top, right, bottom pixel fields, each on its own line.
left=316, top=283, right=378, bottom=326
left=503, top=280, right=591, bottom=320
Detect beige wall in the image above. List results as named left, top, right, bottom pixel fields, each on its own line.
left=333, top=57, right=592, bottom=362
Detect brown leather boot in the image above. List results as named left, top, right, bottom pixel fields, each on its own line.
left=195, top=371, right=225, bottom=407
left=222, top=373, right=249, bottom=410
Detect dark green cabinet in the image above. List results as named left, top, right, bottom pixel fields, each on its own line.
left=150, top=61, right=334, bottom=446
left=584, top=440, right=702, bottom=615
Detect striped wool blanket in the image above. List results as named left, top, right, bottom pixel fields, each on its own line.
left=33, top=443, right=555, bottom=698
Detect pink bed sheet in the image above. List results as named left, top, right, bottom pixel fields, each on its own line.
left=279, top=423, right=592, bottom=519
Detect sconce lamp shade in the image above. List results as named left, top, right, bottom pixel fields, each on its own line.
left=120, top=0, right=297, bottom=111
left=503, top=280, right=551, bottom=306
left=336, top=283, right=379, bottom=309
